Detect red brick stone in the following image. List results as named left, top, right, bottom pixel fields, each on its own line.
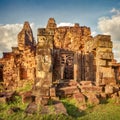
left=80, top=81, right=93, bottom=86
left=21, top=91, right=35, bottom=103
left=85, top=93, right=100, bottom=105
left=105, top=85, right=114, bottom=94
left=73, top=93, right=86, bottom=103
left=81, top=86, right=103, bottom=93
left=50, top=87, right=56, bottom=97
left=59, top=86, right=79, bottom=97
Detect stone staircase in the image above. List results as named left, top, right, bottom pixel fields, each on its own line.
left=56, top=79, right=80, bottom=98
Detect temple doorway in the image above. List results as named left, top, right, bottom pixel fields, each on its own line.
left=20, top=67, right=27, bottom=80
left=60, top=52, right=74, bottom=80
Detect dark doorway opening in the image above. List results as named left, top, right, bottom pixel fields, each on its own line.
left=20, top=67, right=27, bottom=80
left=60, top=52, right=74, bottom=80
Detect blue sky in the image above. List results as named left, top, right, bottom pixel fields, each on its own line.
left=0, top=0, right=120, bottom=61
left=0, top=0, right=119, bottom=28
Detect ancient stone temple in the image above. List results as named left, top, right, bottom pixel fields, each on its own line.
left=35, top=18, right=116, bottom=87
left=0, top=18, right=120, bottom=103
left=32, top=18, right=119, bottom=104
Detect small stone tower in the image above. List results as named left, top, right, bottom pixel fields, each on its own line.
left=18, top=21, right=35, bottom=50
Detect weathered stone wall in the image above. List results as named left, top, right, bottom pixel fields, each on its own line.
left=85, top=35, right=115, bottom=85
left=112, top=62, right=120, bottom=83
left=54, top=24, right=92, bottom=52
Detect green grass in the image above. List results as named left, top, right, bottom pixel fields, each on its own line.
left=78, top=103, right=120, bottom=120
left=61, top=98, right=85, bottom=118
left=0, top=97, right=120, bottom=120
left=16, top=82, right=32, bottom=93
left=0, top=96, right=28, bottom=120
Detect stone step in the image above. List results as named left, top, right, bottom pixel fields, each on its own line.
left=56, top=86, right=80, bottom=98
left=80, top=86, right=103, bottom=93
left=57, top=79, right=78, bottom=88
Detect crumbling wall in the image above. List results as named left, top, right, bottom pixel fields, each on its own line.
left=0, top=22, right=36, bottom=90
left=85, top=35, right=116, bottom=85
left=54, top=24, right=92, bottom=52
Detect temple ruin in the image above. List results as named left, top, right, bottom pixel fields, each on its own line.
left=36, top=18, right=117, bottom=87
left=0, top=22, right=36, bottom=90
left=0, top=18, right=120, bottom=105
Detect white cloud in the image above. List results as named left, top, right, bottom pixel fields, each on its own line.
left=91, top=31, right=97, bottom=37
left=0, top=23, right=35, bottom=58
left=98, top=8, right=120, bottom=62
left=110, top=8, right=120, bottom=15
left=0, top=24, right=23, bottom=53
left=57, top=22, right=74, bottom=27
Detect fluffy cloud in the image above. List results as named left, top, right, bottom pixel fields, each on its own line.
left=98, top=8, right=120, bottom=62
left=91, top=31, right=97, bottom=37
left=0, top=24, right=23, bottom=52
left=57, top=22, right=74, bottom=27
left=0, top=23, right=34, bottom=57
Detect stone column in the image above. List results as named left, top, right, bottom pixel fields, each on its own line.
left=61, top=64, right=65, bottom=80
left=74, top=52, right=78, bottom=81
